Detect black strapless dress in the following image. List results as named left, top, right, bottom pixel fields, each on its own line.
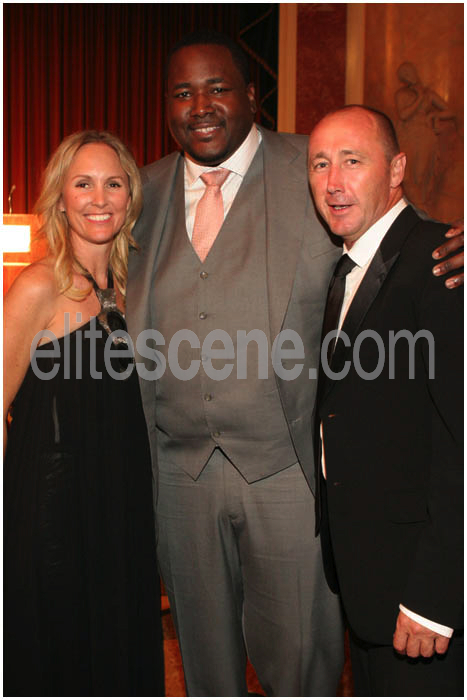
left=4, top=320, right=164, bottom=697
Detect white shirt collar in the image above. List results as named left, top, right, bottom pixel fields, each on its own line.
left=345, top=198, right=408, bottom=268
left=185, top=124, right=261, bottom=185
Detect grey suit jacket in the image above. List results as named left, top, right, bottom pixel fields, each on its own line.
left=126, top=126, right=340, bottom=491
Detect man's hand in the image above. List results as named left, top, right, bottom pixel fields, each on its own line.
left=432, top=221, right=464, bottom=289
left=393, top=611, right=450, bottom=658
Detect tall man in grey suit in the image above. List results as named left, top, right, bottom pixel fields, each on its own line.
left=126, top=32, right=463, bottom=696
left=127, top=31, right=344, bottom=697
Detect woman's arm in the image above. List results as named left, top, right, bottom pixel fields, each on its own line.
left=4, top=263, right=57, bottom=455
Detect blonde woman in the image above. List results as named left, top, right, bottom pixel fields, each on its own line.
left=4, top=131, right=164, bottom=696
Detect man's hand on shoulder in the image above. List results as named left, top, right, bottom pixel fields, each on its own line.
left=393, top=610, right=450, bottom=658
left=432, top=220, right=464, bottom=289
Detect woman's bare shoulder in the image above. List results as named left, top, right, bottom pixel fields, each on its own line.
left=6, top=257, right=57, bottom=301
left=4, top=258, right=59, bottom=329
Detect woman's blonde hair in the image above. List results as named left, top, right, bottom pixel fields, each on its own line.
left=35, top=130, right=143, bottom=299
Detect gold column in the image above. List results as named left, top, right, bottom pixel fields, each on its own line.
left=346, top=3, right=366, bottom=105
left=278, top=3, right=297, bottom=133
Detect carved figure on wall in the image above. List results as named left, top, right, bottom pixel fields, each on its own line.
left=395, top=61, right=462, bottom=221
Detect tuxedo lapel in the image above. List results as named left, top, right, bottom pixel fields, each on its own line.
left=333, top=249, right=396, bottom=365
left=322, top=206, right=419, bottom=399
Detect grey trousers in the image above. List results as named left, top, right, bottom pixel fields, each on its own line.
left=157, top=449, right=345, bottom=696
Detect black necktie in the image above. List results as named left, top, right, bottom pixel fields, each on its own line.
left=321, top=253, right=357, bottom=364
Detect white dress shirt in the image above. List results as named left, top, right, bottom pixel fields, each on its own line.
left=337, top=198, right=408, bottom=331
left=324, top=198, right=453, bottom=639
left=184, top=124, right=261, bottom=239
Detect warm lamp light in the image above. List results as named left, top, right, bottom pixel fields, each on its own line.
left=3, top=214, right=43, bottom=294
left=2, top=223, right=31, bottom=253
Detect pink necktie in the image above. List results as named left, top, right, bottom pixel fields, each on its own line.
left=192, top=168, right=230, bottom=262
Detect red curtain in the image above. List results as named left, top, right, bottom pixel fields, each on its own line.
left=4, top=4, right=252, bottom=213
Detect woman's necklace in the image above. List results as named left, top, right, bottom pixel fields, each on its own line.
left=82, top=267, right=132, bottom=373
left=86, top=268, right=121, bottom=337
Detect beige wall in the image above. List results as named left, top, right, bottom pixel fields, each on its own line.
left=278, top=3, right=463, bottom=221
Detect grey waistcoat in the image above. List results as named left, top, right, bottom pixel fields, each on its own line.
left=152, top=145, right=297, bottom=481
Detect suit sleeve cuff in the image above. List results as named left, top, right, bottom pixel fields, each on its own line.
left=399, top=604, right=454, bottom=638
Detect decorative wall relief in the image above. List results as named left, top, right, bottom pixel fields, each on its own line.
left=395, top=62, right=463, bottom=221
left=364, top=4, right=463, bottom=224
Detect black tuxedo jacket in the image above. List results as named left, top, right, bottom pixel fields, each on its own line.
left=317, top=206, right=463, bottom=645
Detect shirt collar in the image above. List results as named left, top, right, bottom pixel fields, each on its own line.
left=184, top=124, right=261, bottom=186
left=345, top=198, right=408, bottom=268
